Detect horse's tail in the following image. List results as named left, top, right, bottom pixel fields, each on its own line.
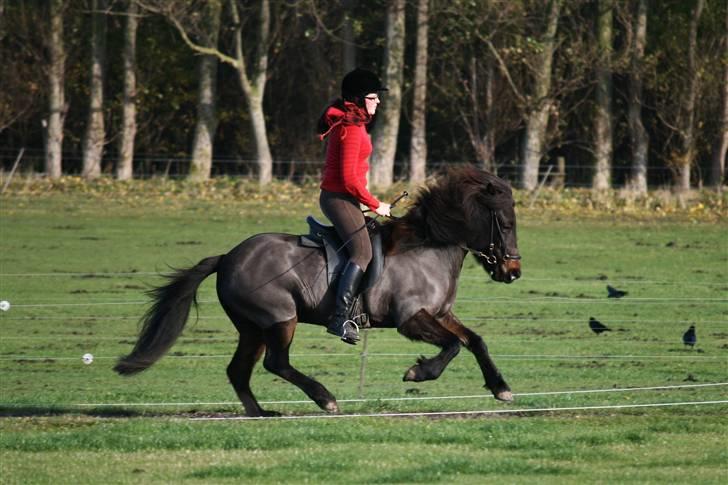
left=114, top=255, right=223, bottom=376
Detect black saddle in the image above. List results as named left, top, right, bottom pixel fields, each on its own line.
left=299, top=215, right=384, bottom=295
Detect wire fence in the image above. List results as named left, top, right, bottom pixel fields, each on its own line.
left=0, top=148, right=684, bottom=189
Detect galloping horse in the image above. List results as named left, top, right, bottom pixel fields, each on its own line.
left=115, top=166, right=522, bottom=416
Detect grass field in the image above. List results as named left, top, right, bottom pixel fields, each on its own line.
left=1, top=179, right=726, bottom=483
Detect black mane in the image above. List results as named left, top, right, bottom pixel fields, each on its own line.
left=387, top=165, right=513, bottom=248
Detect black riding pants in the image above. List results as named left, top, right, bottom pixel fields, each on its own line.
left=319, top=190, right=372, bottom=271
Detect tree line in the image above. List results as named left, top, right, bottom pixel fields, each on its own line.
left=1, top=0, right=726, bottom=191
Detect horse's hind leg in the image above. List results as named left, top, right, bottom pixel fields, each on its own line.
left=227, top=323, right=270, bottom=417
left=439, top=311, right=512, bottom=402
left=398, top=309, right=461, bottom=382
left=262, top=318, right=340, bottom=413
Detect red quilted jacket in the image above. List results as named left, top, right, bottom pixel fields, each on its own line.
left=319, top=102, right=380, bottom=211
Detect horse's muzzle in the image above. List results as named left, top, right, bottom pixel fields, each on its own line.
left=503, top=258, right=521, bottom=284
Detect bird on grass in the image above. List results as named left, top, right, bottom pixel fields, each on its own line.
left=607, top=284, right=628, bottom=298
left=589, top=317, right=612, bottom=335
left=682, top=325, right=696, bottom=347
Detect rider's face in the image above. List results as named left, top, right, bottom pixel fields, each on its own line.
left=364, top=93, right=380, bottom=115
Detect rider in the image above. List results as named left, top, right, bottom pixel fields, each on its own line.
left=317, top=68, right=391, bottom=345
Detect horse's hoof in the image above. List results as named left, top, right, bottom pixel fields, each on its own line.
left=403, top=367, right=418, bottom=382
left=494, top=390, right=513, bottom=402
left=323, top=401, right=340, bottom=413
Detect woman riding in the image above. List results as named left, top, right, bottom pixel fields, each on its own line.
left=317, top=68, right=391, bottom=345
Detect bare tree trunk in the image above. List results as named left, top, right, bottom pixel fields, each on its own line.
left=482, top=60, right=496, bottom=173
left=462, top=57, right=496, bottom=173
left=82, top=0, right=107, bottom=179
left=409, top=0, right=429, bottom=183
left=370, top=0, right=405, bottom=188
left=189, top=1, right=221, bottom=182
left=628, top=0, right=649, bottom=194
left=676, top=0, right=705, bottom=191
left=342, top=0, right=357, bottom=72
left=520, top=0, right=561, bottom=190
left=46, top=0, right=65, bottom=179
left=117, top=0, right=138, bottom=181
left=593, top=0, right=613, bottom=190
left=230, top=0, right=273, bottom=184
left=710, top=2, right=728, bottom=189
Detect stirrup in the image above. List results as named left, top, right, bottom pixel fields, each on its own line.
left=327, top=318, right=360, bottom=344
left=340, top=319, right=360, bottom=344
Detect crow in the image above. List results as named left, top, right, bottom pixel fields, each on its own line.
left=607, top=284, right=628, bottom=298
left=589, top=317, right=611, bottom=334
left=682, top=325, right=696, bottom=347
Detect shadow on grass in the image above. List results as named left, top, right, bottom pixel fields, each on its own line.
left=0, top=405, right=144, bottom=418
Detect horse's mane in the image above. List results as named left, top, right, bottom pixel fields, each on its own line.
left=384, top=165, right=513, bottom=249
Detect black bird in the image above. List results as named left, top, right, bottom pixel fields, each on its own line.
left=607, top=285, right=628, bottom=298
left=589, top=317, right=611, bottom=334
left=682, top=325, right=696, bottom=347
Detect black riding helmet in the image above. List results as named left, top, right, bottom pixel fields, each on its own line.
left=341, top=68, right=388, bottom=102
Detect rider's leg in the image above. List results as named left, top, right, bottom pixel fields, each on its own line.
left=319, top=191, right=372, bottom=344
left=326, top=260, right=365, bottom=344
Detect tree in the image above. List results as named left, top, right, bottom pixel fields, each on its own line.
left=46, top=0, right=66, bottom=179
left=427, top=1, right=526, bottom=175
left=675, top=0, right=705, bottom=191
left=626, top=0, right=649, bottom=194
left=117, top=0, right=139, bottom=181
left=137, top=0, right=275, bottom=184
left=188, top=0, right=221, bottom=182
left=592, top=0, right=614, bottom=190
left=409, top=0, right=429, bottom=183
left=710, top=1, right=728, bottom=189
left=341, top=0, right=357, bottom=72
left=521, top=0, right=561, bottom=190
left=229, top=0, right=273, bottom=184
left=370, top=0, right=405, bottom=188
left=82, top=0, right=108, bottom=179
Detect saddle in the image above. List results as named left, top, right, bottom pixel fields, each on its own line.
left=299, top=216, right=385, bottom=326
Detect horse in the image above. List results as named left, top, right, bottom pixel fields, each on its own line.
left=114, top=166, right=522, bottom=417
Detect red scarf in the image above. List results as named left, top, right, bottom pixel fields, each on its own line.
left=318, top=101, right=371, bottom=141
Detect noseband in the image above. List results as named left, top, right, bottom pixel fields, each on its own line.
left=462, top=210, right=521, bottom=265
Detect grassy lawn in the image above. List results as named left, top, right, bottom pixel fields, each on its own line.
left=0, top=179, right=726, bottom=483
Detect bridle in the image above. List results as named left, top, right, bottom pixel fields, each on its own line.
left=462, top=209, right=521, bottom=266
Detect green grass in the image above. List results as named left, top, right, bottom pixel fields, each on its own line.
left=0, top=182, right=726, bottom=483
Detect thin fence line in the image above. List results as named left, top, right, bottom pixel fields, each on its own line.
left=0, top=382, right=723, bottom=409
left=2, top=353, right=724, bottom=362
left=1, top=271, right=724, bottom=288
left=1, top=315, right=725, bottom=325
left=0, top=272, right=160, bottom=277
left=0, top=334, right=721, bottom=343
left=185, top=400, right=728, bottom=421
left=4, top=297, right=726, bottom=308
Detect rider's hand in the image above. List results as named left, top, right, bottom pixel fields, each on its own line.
left=374, top=202, right=391, bottom=217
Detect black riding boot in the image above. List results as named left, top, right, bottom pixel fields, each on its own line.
left=327, top=261, right=365, bottom=345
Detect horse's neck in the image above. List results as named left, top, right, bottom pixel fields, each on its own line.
left=390, top=243, right=466, bottom=276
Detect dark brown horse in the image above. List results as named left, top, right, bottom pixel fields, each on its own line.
left=115, top=166, right=522, bottom=416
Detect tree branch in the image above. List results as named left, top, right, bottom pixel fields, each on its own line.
left=484, top=38, right=526, bottom=106
left=134, top=0, right=239, bottom=69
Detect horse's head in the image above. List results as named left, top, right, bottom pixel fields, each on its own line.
left=459, top=168, right=522, bottom=284
left=397, top=165, right=522, bottom=284
left=467, top=197, right=521, bottom=284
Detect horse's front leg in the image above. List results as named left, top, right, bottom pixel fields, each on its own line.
left=397, top=309, right=461, bottom=382
left=439, top=312, right=513, bottom=402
